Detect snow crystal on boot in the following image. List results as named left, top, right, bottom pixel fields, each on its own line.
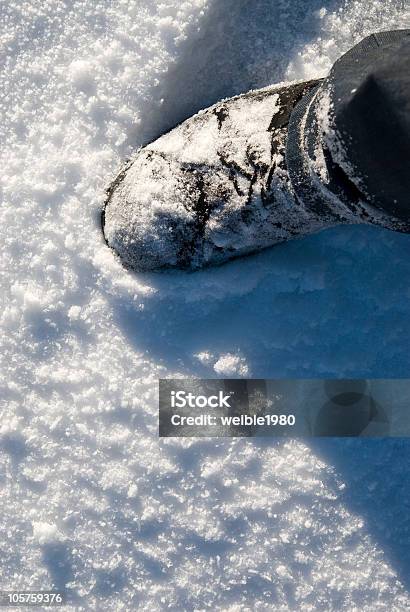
left=103, top=80, right=320, bottom=271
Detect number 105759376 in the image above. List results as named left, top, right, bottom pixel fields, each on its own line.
left=0, top=592, right=65, bottom=606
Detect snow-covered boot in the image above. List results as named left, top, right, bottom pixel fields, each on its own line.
left=103, top=29, right=410, bottom=272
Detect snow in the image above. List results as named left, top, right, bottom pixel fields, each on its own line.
left=2, top=0, right=410, bottom=609
left=213, top=353, right=249, bottom=376
left=32, top=522, right=63, bottom=546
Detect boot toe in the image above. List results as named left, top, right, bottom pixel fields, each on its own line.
left=103, top=149, right=202, bottom=271
left=103, top=81, right=315, bottom=271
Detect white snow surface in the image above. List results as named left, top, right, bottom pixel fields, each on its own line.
left=2, top=0, right=410, bottom=610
